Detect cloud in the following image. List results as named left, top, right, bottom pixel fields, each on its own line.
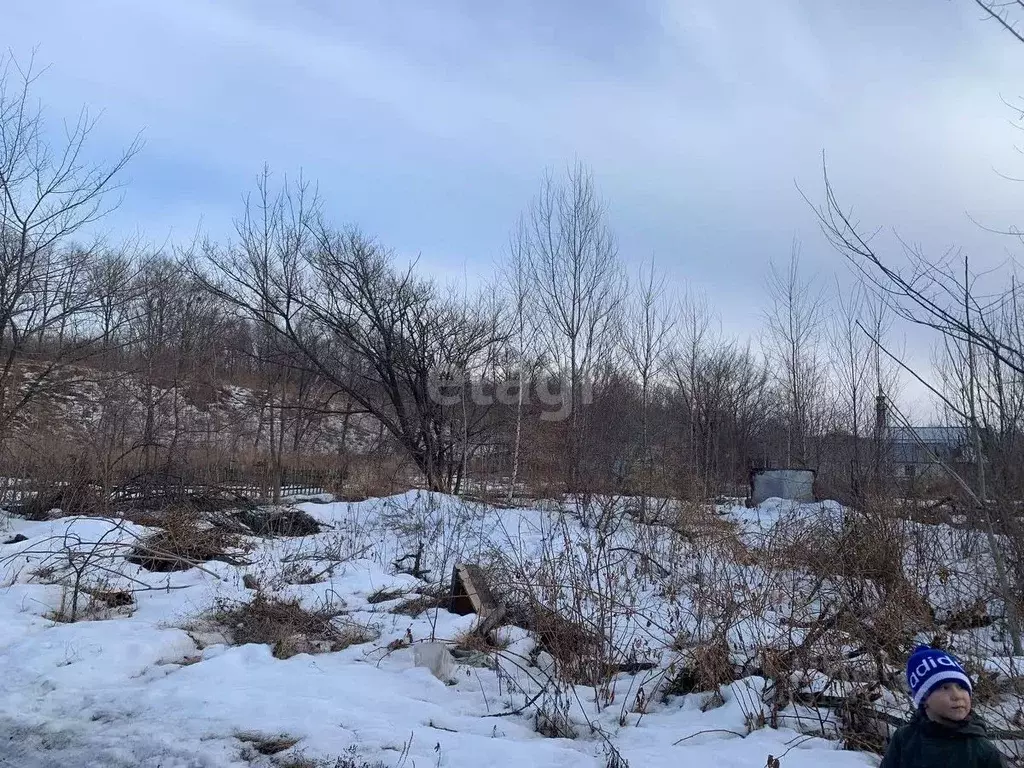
left=4, top=0, right=1024, bottom=355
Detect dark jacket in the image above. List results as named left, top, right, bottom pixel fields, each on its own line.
left=879, top=709, right=1004, bottom=768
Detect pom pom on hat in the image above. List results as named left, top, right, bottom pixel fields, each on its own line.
left=906, top=644, right=972, bottom=708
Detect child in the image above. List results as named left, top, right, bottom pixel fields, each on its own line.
left=880, top=644, right=1004, bottom=767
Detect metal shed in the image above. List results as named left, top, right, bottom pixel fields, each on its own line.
left=748, top=468, right=816, bottom=506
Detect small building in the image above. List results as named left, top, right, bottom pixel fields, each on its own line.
left=889, top=426, right=970, bottom=481
left=748, top=468, right=816, bottom=506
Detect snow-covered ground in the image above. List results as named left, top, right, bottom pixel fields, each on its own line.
left=0, top=492, right=1001, bottom=767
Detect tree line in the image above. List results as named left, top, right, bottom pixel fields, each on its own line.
left=4, top=44, right=1024, bottom=513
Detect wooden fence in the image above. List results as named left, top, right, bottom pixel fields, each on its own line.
left=0, top=463, right=338, bottom=510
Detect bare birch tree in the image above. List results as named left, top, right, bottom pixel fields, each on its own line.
left=498, top=214, right=540, bottom=502
left=521, top=161, right=626, bottom=491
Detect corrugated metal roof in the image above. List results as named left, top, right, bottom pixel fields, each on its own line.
left=890, top=426, right=967, bottom=446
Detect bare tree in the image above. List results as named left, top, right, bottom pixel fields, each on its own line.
left=826, top=282, right=899, bottom=494
left=194, top=171, right=506, bottom=493
left=673, top=289, right=714, bottom=479
left=811, top=168, right=1024, bottom=653
left=521, top=161, right=626, bottom=491
left=973, top=0, right=1024, bottom=43
left=0, top=52, right=139, bottom=448
left=89, top=245, right=139, bottom=357
left=124, top=255, right=224, bottom=479
left=763, top=241, right=828, bottom=468
left=828, top=282, right=872, bottom=488
left=498, top=214, right=541, bottom=502
left=669, top=292, right=773, bottom=494
left=621, top=256, right=675, bottom=516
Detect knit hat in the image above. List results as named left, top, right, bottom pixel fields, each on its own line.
left=906, top=644, right=972, bottom=708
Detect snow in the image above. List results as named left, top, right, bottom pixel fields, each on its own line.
left=0, top=494, right=901, bottom=766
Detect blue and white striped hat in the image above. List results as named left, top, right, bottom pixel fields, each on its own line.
left=906, top=644, right=973, bottom=708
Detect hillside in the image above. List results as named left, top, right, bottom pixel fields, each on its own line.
left=0, top=363, right=399, bottom=508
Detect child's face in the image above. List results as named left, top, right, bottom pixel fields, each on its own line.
left=924, top=681, right=971, bottom=722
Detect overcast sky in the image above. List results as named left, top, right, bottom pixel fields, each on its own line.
left=6, top=0, right=1024, bottom=409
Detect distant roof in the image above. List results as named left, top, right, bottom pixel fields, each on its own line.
left=890, top=426, right=967, bottom=446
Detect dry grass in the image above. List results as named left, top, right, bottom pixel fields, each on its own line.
left=237, top=732, right=300, bottom=755
left=520, top=602, right=608, bottom=686
left=665, top=500, right=735, bottom=537
left=366, top=587, right=405, bottom=605
left=126, top=504, right=247, bottom=572
left=276, top=562, right=326, bottom=586
left=334, top=455, right=413, bottom=502
left=771, top=511, right=908, bottom=585
left=276, top=755, right=389, bottom=768
left=390, top=587, right=449, bottom=617
left=661, top=637, right=736, bottom=700
left=452, top=625, right=510, bottom=654
left=49, top=584, right=136, bottom=624
left=207, top=592, right=377, bottom=659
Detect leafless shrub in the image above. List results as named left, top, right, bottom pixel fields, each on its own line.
left=50, top=580, right=135, bottom=623
left=111, top=479, right=258, bottom=521
left=377, top=494, right=489, bottom=587
left=271, top=530, right=373, bottom=587
left=662, top=636, right=736, bottom=700
left=708, top=497, right=1024, bottom=758
left=7, top=476, right=107, bottom=521
left=484, top=495, right=679, bottom=728
left=1, top=518, right=198, bottom=621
